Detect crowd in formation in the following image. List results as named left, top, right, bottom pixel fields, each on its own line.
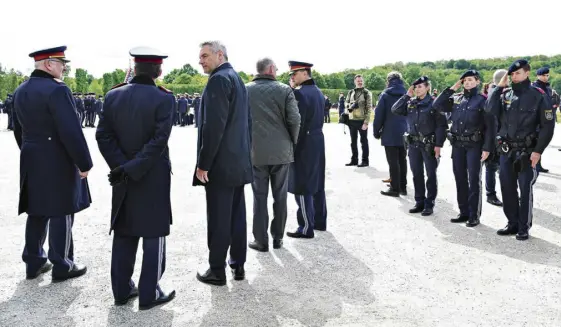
left=4, top=41, right=557, bottom=312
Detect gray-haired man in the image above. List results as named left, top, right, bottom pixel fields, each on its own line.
left=246, top=58, right=301, bottom=251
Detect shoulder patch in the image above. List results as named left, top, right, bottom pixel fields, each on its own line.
left=158, top=85, right=173, bottom=94
left=531, top=85, right=545, bottom=94
left=53, top=78, right=64, bottom=84
left=111, top=83, right=127, bottom=90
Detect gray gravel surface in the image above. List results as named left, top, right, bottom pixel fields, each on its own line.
left=1, top=119, right=561, bottom=327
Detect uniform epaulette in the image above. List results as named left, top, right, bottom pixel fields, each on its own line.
left=111, top=83, right=127, bottom=90
left=53, top=78, right=64, bottom=84
left=531, top=85, right=545, bottom=94
left=158, top=85, right=173, bottom=94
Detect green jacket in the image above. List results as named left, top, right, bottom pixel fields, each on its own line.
left=345, top=88, right=372, bottom=123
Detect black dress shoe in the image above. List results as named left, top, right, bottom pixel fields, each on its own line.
left=450, top=215, right=469, bottom=223
left=52, top=264, right=87, bottom=282
left=497, top=225, right=518, bottom=236
left=286, top=231, right=314, bottom=239
left=357, top=162, right=369, bottom=167
left=27, top=262, right=53, bottom=280
left=139, top=290, right=176, bottom=311
left=273, top=239, right=283, bottom=249
left=466, top=218, right=480, bottom=227
left=345, top=161, right=358, bottom=166
left=516, top=232, right=529, bottom=241
left=196, top=269, right=226, bottom=286
left=314, top=226, right=326, bottom=231
left=248, top=241, right=268, bottom=252
left=115, top=287, right=139, bottom=306
left=409, top=205, right=424, bottom=214
left=487, top=197, right=503, bottom=207
left=538, top=167, right=549, bottom=173
left=231, top=266, right=245, bottom=281
left=380, top=188, right=399, bottom=197
left=421, top=207, right=433, bottom=216
left=399, top=190, right=407, bottom=196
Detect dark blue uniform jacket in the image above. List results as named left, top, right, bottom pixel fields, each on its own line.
left=373, top=79, right=407, bottom=147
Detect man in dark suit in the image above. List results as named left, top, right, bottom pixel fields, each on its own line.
left=13, top=46, right=92, bottom=281
left=96, top=47, right=176, bottom=310
left=194, top=41, right=253, bottom=286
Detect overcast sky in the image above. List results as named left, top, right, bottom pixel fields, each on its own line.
left=2, top=0, right=560, bottom=78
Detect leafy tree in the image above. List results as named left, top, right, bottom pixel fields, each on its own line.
left=238, top=71, right=250, bottom=83
left=75, top=68, right=88, bottom=93
left=173, top=73, right=192, bottom=84
left=88, top=79, right=103, bottom=95
left=325, top=73, right=346, bottom=89
left=102, top=73, right=114, bottom=94
left=312, top=70, right=327, bottom=88
left=364, top=72, right=385, bottom=90
left=111, top=69, right=126, bottom=85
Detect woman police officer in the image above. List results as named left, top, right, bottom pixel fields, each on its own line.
left=433, top=70, right=495, bottom=227
left=392, top=76, right=448, bottom=216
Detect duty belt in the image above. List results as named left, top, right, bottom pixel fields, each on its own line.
left=447, top=132, right=482, bottom=145
left=496, top=136, right=536, bottom=155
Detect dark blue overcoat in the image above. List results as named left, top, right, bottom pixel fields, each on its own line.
left=13, top=69, right=93, bottom=216
left=96, top=75, right=175, bottom=237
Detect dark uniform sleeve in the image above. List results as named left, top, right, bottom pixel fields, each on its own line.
left=49, top=86, right=93, bottom=172
left=535, top=94, right=555, bottom=154
left=285, top=89, right=301, bottom=144
left=434, top=111, right=448, bottom=147
left=12, top=95, right=22, bottom=149
left=432, top=88, right=455, bottom=113
left=483, top=111, right=496, bottom=152
left=197, top=75, right=231, bottom=171
left=485, top=86, right=504, bottom=116
left=373, top=92, right=386, bottom=138
left=391, top=94, right=411, bottom=116
left=120, top=94, right=174, bottom=181
left=95, top=103, right=129, bottom=170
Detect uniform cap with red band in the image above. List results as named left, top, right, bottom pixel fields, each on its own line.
left=288, top=60, right=313, bottom=75
left=28, top=46, right=70, bottom=63
left=129, top=46, right=168, bottom=64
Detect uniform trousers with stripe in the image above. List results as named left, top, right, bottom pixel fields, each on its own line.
left=22, top=214, right=75, bottom=276
left=499, top=154, right=539, bottom=233
left=294, top=190, right=327, bottom=236
left=452, top=143, right=483, bottom=220
left=111, top=235, right=166, bottom=306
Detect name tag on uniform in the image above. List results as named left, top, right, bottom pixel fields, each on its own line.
left=545, top=109, right=554, bottom=120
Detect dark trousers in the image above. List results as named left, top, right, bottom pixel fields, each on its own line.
left=205, top=184, right=247, bottom=276
left=80, top=112, right=86, bottom=126
left=7, top=111, right=13, bottom=130
left=485, top=156, right=499, bottom=197
left=294, top=190, right=327, bottom=236
left=408, top=145, right=438, bottom=208
left=187, top=114, right=194, bottom=125
left=452, top=145, right=483, bottom=219
left=384, top=146, right=407, bottom=192
left=179, top=113, right=187, bottom=126
left=111, top=234, right=166, bottom=305
left=348, top=120, right=369, bottom=163
left=499, top=155, right=538, bottom=233
left=22, top=215, right=75, bottom=276
left=194, top=108, right=199, bottom=127
left=251, top=164, right=289, bottom=244
left=324, top=111, right=330, bottom=123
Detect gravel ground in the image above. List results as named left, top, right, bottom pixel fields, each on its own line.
left=1, top=117, right=561, bottom=327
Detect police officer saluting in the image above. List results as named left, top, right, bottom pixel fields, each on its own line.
left=392, top=76, right=447, bottom=216
left=96, top=47, right=176, bottom=309
left=286, top=61, right=327, bottom=238
left=433, top=70, right=495, bottom=227
left=13, top=46, right=92, bottom=281
left=485, top=59, right=555, bottom=240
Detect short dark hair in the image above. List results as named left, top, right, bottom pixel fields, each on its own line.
left=134, top=62, right=161, bottom=79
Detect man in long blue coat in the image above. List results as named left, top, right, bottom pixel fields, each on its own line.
left=286, top=61, right=327, bottom=239
left=193, top=41, right=253, bottom=286
left=13, top=46, right=92, bottom=281
left=96, top=47, right=176, bottom=310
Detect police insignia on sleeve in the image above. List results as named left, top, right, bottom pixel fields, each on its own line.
left=545, top=109, right=554, bottom=120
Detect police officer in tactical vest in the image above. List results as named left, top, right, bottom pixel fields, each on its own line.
left=392, top=76, right=448, bottom=216
left=433, top=70, right=495, bottom=227
left=345, top=74, right=372, bottom=167
left=96, top=47, right=176, bottom=309
left=13, top=46, right=92, bottom=281
left=286, top=61, right=328, bottom=238
left=485, top=59, right=555, bottom=240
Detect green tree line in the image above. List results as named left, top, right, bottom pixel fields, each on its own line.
left=2, top=55, right=561, bottom=102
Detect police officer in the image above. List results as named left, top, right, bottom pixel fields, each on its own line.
left=532, top=67, right=554, bottom=173
left=13, top=46, right=92, bottom=281
left=4, top=93, right=14, bottom=130
left=433, top=70, right=495, bottom=227
left=286, top=61, right=328, bottom=238
left=96, top=47, right=176, bottom=309
left=193, top=92, right=201, bottom=128
left=392, top=76, right=447, bottom=216
left=485, top=59, right=555, bottom=240
left=75, top=93, right=85, bottom=127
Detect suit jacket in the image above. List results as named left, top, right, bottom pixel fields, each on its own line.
left=193, top=62, right=253, bottom=187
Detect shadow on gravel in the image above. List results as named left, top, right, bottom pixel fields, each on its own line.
left=538, top=172, right=561, bottom=181
left=399, top=199, right=561, bottom=269
left=354, top=166, right=387, bottom=180
left=0, top=278, right=82, bottom=327
left=106, top=303, right=174, bottom=327
left=534, top=181, right=558, bottom=193
left=533, top=208, right=561, bottom=235
left=198, top=232, right=375, bottom=327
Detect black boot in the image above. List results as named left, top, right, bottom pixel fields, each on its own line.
left=409, top=204, right=424, bottom=213
left=450, top=215, right=469, bottom=223
left=497, top=225, right=518, bottom=236
left=345, top=160, right=358, bottom=166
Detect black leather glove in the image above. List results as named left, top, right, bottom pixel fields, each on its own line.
left=108, top=166, right=127, bottom=186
